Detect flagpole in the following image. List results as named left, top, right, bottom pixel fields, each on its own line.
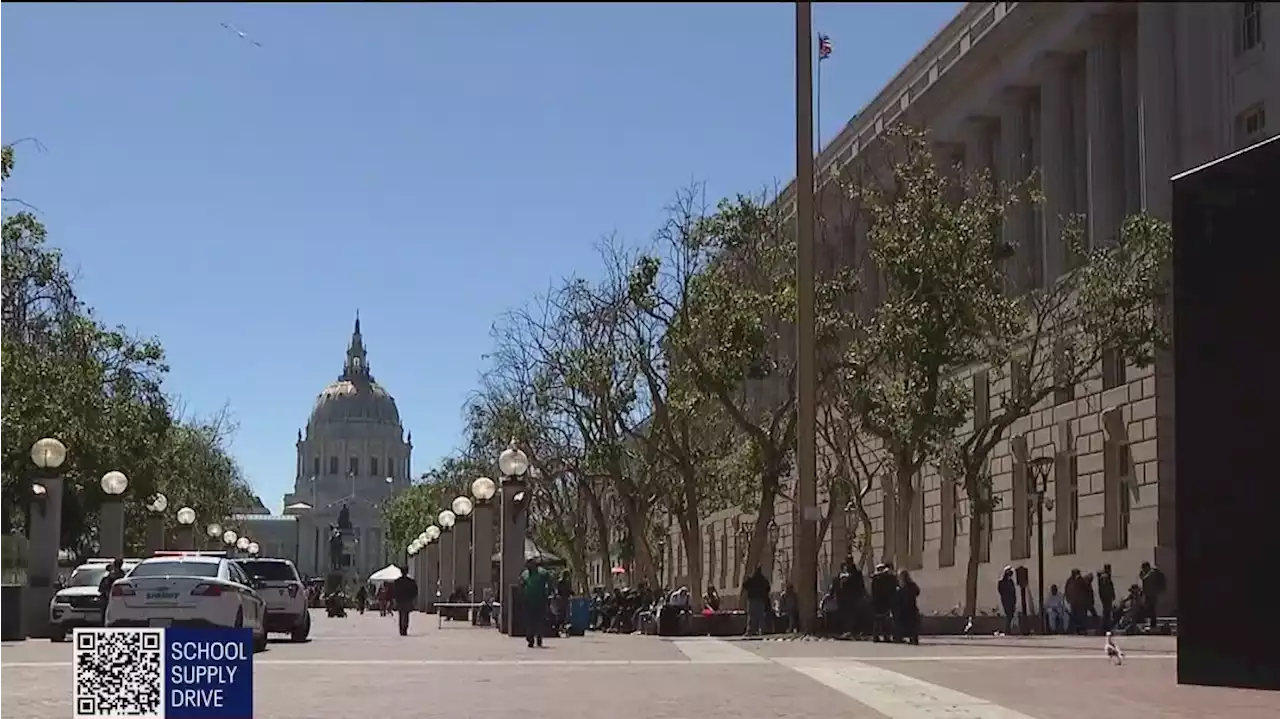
left=793, top=0, right=819, bottom=637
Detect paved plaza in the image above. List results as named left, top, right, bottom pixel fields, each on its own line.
left=3, top=615, right=1278, bottom=718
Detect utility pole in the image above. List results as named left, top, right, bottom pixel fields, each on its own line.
left=793, top=0, right=819, bottom=634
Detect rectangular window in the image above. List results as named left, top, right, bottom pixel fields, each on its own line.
left=973, top=370, right=991, bottom=426
left=1053, top=339, right=1075, bottom=405
left=328, top=456, right=338, bottom=475
left=1238, top=2, right=1263, bottom=54
left=1102, top=348, right=1126, bottom=389
left=349, top=457, right=359, bottom=476
left=370, top=457, right=380, bottom=477
left=938, top=473, right=957, bottom=568
left=1010, top=435, right=1031, bottom=561
left=312, top=457, right=320, bottom=477
left=1009, top=355, right=1029, bottom=404
left=1236, top=103, right=1266, bottom=147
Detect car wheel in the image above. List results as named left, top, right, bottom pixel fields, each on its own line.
left=290, top=612, right=311, bottom=642
left=253, top=625, right=268, bottom=653
left=50, top=627, right=67, bottom=643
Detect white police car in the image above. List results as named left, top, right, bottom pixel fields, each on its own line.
left=233, top=558, right=310, bottom=641
left=48, top=558, right=140, bottom=641
left=104, top=553, right=268, bottom=652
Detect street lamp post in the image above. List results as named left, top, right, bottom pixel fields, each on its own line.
left=437, top=510, right=457, bottom=613
left=175, top=507, right=197, bottom=551
left=1028, top=456, right=1055, bottom=634
left=423, top=526, right=441, bottom=613
left=470, top=477, right=497, bottom=605
left=99, top=471, right=129, bottom=558
left=145, top=494, right=168, bottom=554
left=498, top=443, right=530, bottom=636
left=450, top=496, right=474, bottom=602
left=236, top=536, right=250, bottom=557
left=792, top=0, right=820, bottom=635
left=222, top=530, right=238, bottom=556
left=247, top=542, right=260, bottom=557
left=26, top=438, right=68, bottom=638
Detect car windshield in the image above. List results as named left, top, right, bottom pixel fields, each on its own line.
left=67, top=567, right=107, bottom=587
left=128, top=561, right=220, bottom=579
left=236, top=561, right=298, bottom=582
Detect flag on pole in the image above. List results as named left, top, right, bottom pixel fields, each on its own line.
left=818, top=34, right=833, bottom=60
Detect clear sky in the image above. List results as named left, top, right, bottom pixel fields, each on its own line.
left=3, top=2, right=961, bottom=511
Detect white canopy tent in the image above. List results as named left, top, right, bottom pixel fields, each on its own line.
left=367, top=564, right=403, bottom=584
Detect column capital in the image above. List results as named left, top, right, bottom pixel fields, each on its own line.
left=994, top=86, right=1035, bottom=111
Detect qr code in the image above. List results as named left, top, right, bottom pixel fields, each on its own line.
left=73, top=628, right=165, bottom=719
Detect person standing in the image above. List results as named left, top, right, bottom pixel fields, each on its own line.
left=390, top=567, right=418, bottom=637
left=555, top=571, right=573, bottom=636
left=519, top=558, right=552, bottom=648
left=97, top=558, right=125, bottom=625
left=1097, top=564, right=1116, bottom=632
left=997, top=566, right=1018, bottom=635
left=1138, top=561, right=1166, bottom=631
left=896, top=570, right=921, bottom=645
left=741, top=567, right=771, bottom=637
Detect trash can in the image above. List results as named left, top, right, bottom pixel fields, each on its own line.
left=567, top=597, right=589, bottom=636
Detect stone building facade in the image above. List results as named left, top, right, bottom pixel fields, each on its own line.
left=665, top=2, right=1277, bottom=613
left=240, top=317, right=412, bottom=578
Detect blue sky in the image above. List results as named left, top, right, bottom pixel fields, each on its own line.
left=3, top=2, right=960, bottom=511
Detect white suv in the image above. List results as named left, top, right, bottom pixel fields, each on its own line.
left=105, top=554, right=267, bottom=652
left=48, top=559, right=140, bottom=641
left=234, top=558, right=310, bottom=641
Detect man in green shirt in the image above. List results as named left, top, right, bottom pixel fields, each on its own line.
left=519, top=558, right=552, bottom=648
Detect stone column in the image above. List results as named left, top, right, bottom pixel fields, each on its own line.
left=500, top=479, right=530, bottom=636
left=998, top=89, right=1036, bottom=290
left=424, top=542, right=440, bottom=613
left=1137, top=1, right=1177, bottom=221
left=452, top=515, right=472, bottom=600
left=471, top=500, right=495, bottom=603
left=1118, top=27, right=1141, bottom=217
left=1084, top=16, right=1125, bottom=248
left=438, top=527, right=456, bottom=609
left=963, top=118, right=996, bottom=180
left=145, top=515, right=165, bottom=554
left=99, top=499, right=125, bottom=559
left=1037, top=54, right=1075, bottom=281
left=24, top=476, right=65, bottom=638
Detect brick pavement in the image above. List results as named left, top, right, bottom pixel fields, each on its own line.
left=3, top=617, right=1278, bottom=718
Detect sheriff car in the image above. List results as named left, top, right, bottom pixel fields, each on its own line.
left=104, top=553, right=268, bottom=652
left=233, top=557, right=311, bottom=641
left=48, top=558, right=141, bottom=641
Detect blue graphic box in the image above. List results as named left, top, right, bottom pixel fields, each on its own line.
left=164, top=627, right=253, bottom=719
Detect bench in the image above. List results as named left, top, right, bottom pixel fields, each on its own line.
left=433, top=602, right=500, bottom=629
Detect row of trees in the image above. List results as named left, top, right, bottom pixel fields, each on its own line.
left=387, top=127, right=1170, bottom=611
left=2, top=143, right=257, bottom=554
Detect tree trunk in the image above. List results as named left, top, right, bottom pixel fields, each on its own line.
left=622, top=503, right=658, bottom=587
left=856, top=506, right=875, bottom=574
left=743, top=477, right=780, bottom=584
left=893, top=460, right=916, bottom=569
left=963, top=509, right=983, bottom=617
left=678, top=513, right=704, bottom=611
left=582, top=482, right=614, bottom=589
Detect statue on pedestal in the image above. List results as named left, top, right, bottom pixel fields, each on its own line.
left=328, top=525, right=344, bottom=571
left=337, top=504, right=351, bottom=531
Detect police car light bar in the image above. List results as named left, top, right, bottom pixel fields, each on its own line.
left=152, top=551, right=228, bottom=557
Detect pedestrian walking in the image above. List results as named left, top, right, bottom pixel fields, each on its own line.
left=390, top=568, right=418, bottom=637
left=519, top=558, right=552, bottom=648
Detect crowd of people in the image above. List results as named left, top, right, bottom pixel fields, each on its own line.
left=1001, top=560, right=1167, bottom=636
